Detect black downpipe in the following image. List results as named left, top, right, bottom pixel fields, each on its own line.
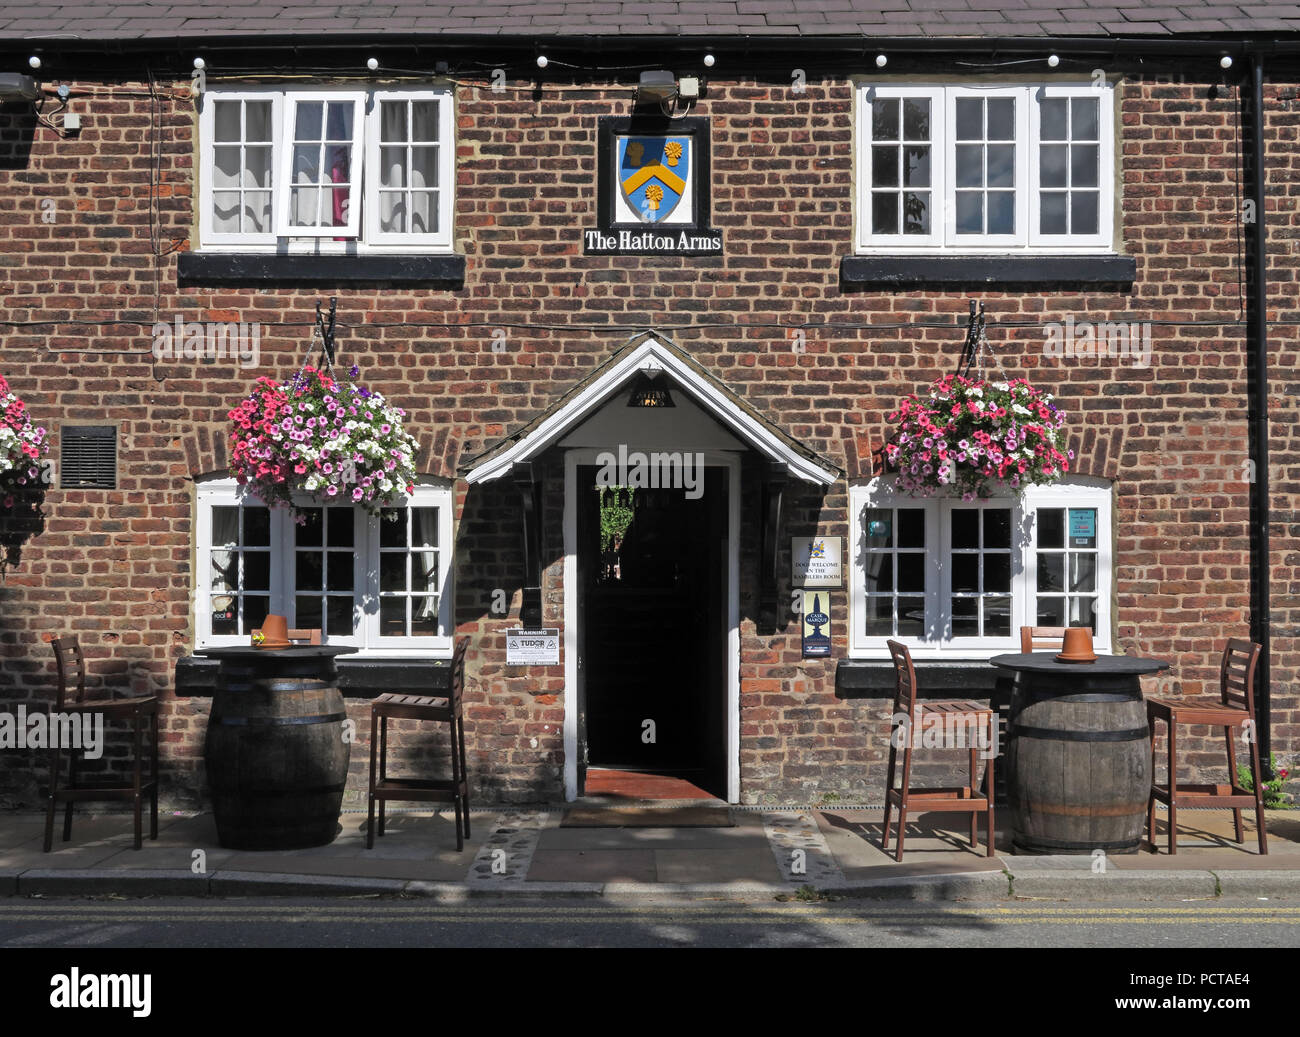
left=1248, top=53, right=1272, bottom=772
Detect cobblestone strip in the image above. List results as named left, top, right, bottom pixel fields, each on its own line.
left=762, top=810, right=846, bottom=888
left=464, top=810, right=552, bottom=887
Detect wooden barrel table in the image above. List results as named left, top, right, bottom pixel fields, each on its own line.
left=196, top=646, right=356, bottom=850
left=990, top=652, right=1170, bottom=855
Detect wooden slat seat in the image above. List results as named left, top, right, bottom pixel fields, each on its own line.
left=367, top=638, right=471, bottom=852
left=882, top=639, right=996, bottom=862
left=1146, top=638, right=1267, bottom=855
left=43, top=635, right=159, bottom=852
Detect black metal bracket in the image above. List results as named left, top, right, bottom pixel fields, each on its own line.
left=316, top=297, right=337, bottom=367
left=759, top=461, right=788, bottom=629
left=955, top=299, right=984, bottom=379
left=513, top=462, right=544, bottom=628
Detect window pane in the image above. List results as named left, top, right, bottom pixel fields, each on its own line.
left=1037, top=553, right=1064, bottom=592
left=244, top=507, right=270, bottom=546
left=212, top=507, right=239, bottom=547
left=380, top=553, right=407, bottom=593
left=1069, top=597, right=1096, bottom=631
left=244, top=551, right=270, bottom=592
left=294, top=101, right=323, bottom=141
left=864, top=597, right=893, bottom=637
left=1071, top=144, right=1099, bottom=188
left=1071, top=192, right=1099, bottom=235
left=898, top=509, right=925, bottom=548
left=897, top=553, right=925, bottom=593
left=987, top=98, right=1014, bottom=139
left=1037, top=596, right=1065, bottom=627
left=872, top=98, right=899, bottom=140
left=1070, top=553, right=1097, bottom=593
left=380, top=146, right=406, bottom=189
left=871, top=193, right=898, bottom=235
left=214, top=146, right=241, bottom=190
left=1041, top=192, right=1067, bottom=234
left=244, top=146, right=272, bottom=189
left=987, top=191, right=1015, bottom=234
left=212, top=192, right=240, bottom=233
left=381, top=101, right=407, bottom=143
left=326, top=555, right=353, bottom=592
left=1040, top=145, right=1068, bottom=188
left=985, top=596, right=1011, bottom=637
left=1040, top=98, right=1068, bottom=141
left=872, top=145, right=899, bottom=188
left=952, top=509, right=979, bottom=550
left=244, top=192, right=272, bottom=233
left=214, top=101, right=241, bottom=142
left=325, top=102, right=354, bottom=141
left=411, top=101, right=440, bottom=142
left=1072, top=97, right=1099, bottom=140
left=983, top=508, right=1010, bottom=549
left=902, top=145, right=930, bottom=188
left=296, top=596, right=322, bottom=628
left=296, top=551, right=323, bottom=591
left=298, top=508, right=323, bottom=546
left=902, top=98, right=930, bottom=141
left=952, top=553, right=978, bottom=593
left=985, top=552, right=1011, bottom=591
left=955, top=192, right=982, bottom=234
left=245, top=101, right=272, bottom=142
left=381, top=597, right=407, bottom=637
left=987, top=144, right=1015, bottom=188
left=903, top=193, right=930, bottom=235
left=244, top=596, right=270, bottom=635
left=327, top=506, right=354, bottom=547
left=1039, top=508, right=1064, bottom=548
left=897, top=597, right=924, bottom=637
left=212, top=598, right=237, bottom=636
left=326, top=596, right=354, bottom=636
left=413, top=509, right=439, bottom=547
left=411, top=598, right=439, bottom=636
left=955, top=144, right=983, bottom=188
left=210, top=550, right=236, bottom=592
left=381, top=509, right=407, bottom=548
left=952, top=598, right=978, bottom=636
left=866, top=554, right=893, bottom=594
left=413, top=553, right=438, bottom=593
left=410, top=191, right=438, bottom=234
left=865, top=509, right=892, bottom=547
left=955, top=97, right=982, bottom=140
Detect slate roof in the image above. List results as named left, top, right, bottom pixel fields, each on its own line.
left=4, top=1, right=1300, bottom=42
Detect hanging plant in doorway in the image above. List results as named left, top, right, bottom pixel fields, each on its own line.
left=227, top=363, right=418, bottom=516
left=885, top=374, right=1073, bottom=499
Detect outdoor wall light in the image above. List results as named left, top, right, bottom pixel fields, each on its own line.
left=1048, top=54, right=1060, bottom=67
left=635, top=69, right=679, bottom=108
left=1220, top=55, right=1234, bottom=69
left=704, top=53, right=715, bottom=68
left=366, top=57, right=379, bottom=71
left=28, top=56, right=40, bottom=70
left=875, top=54, right=888, bottom=68
left=536, top=54, right=548, bottom=69
left=0, top=73, right=39, bottom=101
left=193, top=57, right=205, bottom=70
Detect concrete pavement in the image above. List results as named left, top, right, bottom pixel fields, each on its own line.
left=1, top=804, right=1297, bottom=901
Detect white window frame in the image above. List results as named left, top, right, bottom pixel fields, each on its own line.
left=198, top=85, right=456, bottom=254
left=195, top=478, right=454, bottom=657
left=849, top=476, right=1112, bottom=659
left=198, top=89, right=282, bottom=248
left=855, top=79, right=1115, bottom=254
left=275, top=90, right=367, bottom=239
left=364, top=89, right=455, bottom=249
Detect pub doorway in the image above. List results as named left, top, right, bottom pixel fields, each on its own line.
left=572, top=462, right=730, bottom=801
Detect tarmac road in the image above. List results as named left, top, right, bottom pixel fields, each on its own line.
left=1, top=895, right=1298, bottom=949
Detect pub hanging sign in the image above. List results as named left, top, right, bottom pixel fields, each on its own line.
left=585, top=116, right=722, bottom=256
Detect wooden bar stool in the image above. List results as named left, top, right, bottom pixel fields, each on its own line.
left=43, top=636, right=159, bottom=852
left=1146, top=638, right=1268, bottom=855
left=367, top=638, right=470, bottom=851
left=1020, top=625, right=1068, bottom=654
left=882, top=639, right=996, bottom=862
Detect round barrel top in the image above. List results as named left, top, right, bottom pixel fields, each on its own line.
left=990, top=652, right=1170, bottom=676
left=195, top=646, right=358, bottom=661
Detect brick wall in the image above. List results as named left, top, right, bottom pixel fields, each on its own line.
left=0, top=68, right=1294, bottom=807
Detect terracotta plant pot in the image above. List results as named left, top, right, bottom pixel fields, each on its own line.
left=254, top=614, right=291, bottom=650
left=1056, top=626, right=1098, bottom=663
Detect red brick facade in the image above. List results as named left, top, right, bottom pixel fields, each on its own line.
left=0, top=67, right=1295, bottom=807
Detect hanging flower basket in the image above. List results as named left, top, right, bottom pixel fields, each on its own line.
left=0, top=373, right=49, bottom=503
left=228, top=365, right=419, bottom=516
left=885, top=374, right=1073, bottom=500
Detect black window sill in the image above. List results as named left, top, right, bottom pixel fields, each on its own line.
left=175, top=655, right=453, bottom=698
left=178, top=251, right=466, bottom=288
left=840, top=254, right=1136, bottom=290
left=835, top=659, right=1011, bottom=700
